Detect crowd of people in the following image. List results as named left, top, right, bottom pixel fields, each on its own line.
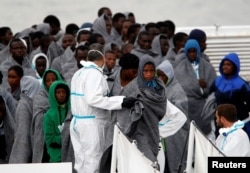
left=0, top=6, right=250, bottom=173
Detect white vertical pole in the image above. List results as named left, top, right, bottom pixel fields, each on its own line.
left=110, top=124, right=119, bottom=173
left=185, top=121, right=195, bottom=173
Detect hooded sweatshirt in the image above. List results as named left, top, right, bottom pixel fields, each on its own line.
left=43, top=80, right=70, bottom=162
left=212, top=52, right=250, bottom=120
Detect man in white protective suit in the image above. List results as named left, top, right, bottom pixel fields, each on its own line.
left=70, top=49, right=137, bottom=173
left=215, top=104, right=250, bottom=157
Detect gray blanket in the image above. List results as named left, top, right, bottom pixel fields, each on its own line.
left=31, top=88, right=50, bottom=163
left=62, top=63, right=78, bottom=86
left=0, top=97, right=15, bottom=163
left=46, top=41, right=64, bottom=67
left=61, top=111, right=76, bottom=173
left=157, top=59, right=190, bottom=173
left=9, top=94, right=33, bottom=163
left=51, top=47, right=74, bottom=75
left=112, top=77, right=166, bottom=162
left=0, top=54, right=36, bottom=89
left=200, top=92, right=217, bottom=135
left=0, top=87, right=16, bottom=121
left=92, top=14, right=113, bottom=43
left=61, top=111, right=74, bottom=163
left=174, top=56, right=217, bottom=131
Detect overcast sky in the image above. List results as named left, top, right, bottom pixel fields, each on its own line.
left=1, top=0, right=250, bottom=33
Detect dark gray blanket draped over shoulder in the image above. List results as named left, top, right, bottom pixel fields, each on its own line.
left=46, top=41, right=64, bottom=67
left=174, top=55, right=217, bottom=132
left=0, top=97, right=15, bottom=163
left=61, top=112, right=75, bottom=163
left=111, top=55, right=167, bottom=162
left=31, top=88, right=50, bottom=163
left=200, top=92, right=217, bottom=134
left=9, top=94, right=33, bottom=163
left=61, top=111, right=76, bottom=173
left=121, top=78, right=166, bottom=162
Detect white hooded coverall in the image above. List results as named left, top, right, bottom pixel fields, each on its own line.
left=70, top=61, right=124, bottom=173
left=215, top=120, right=250, bottom=156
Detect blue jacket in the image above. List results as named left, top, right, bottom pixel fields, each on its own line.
left=211, top=52, right=250, bottom=120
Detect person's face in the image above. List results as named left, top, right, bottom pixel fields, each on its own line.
left=128, top=26, right=141, bottom=44
left=8, top=69, right=21, bottom=90
left=121, top=21, right=132, bottom=36
left=61, top=34, right=76, bottom=50
left=128, top=33, right=136, bottom=44
left=156, top=69, right=168, bottom=84
left=112, top=46, right=122, bottom=59
left=40, top=36, right=53, bottom=51
left=115, top=17, right=126, bottom=32
left=159, top=26, right=168, bottom=35
left=78, top=34, right=91, bottom=44
left=50, top=24, right=60, bottom=35
left=160, top=38, right=169, bottom=56
left=55, top=87, right=67, bottom=105
left=148, top=27, right=159, bottom=40
left=105, top=52, right=116, bottom=70
left=4, top=29, right=13, bottom=43
left=166, top=27, right=174, bottom=39
left=10, top=41, right=26, bottom=59
left=122, top=44, right=134, bottom=55
left=143, top=64, right=155, bottom=81
left=0, top=103, right=6, bottom=122
left=215, top=112, right=223, bottom=128
left=105, top=19, right=112, bottom=34
left=36, top=57, right=47, bottom=77
left=187, top=48, right=197, bottom=61
left=176, top=36, right=188, bottom=51
left=200, top=37, right=207, bottom=52
left=103, top=9, right=112, bottom=19
left=138, top=35, right=152, bottom=50
left=222, top=60, right=235, bottom=76
left=32, top=37, right=40, bottom=50
left=128, top=15, right=135, bottom=24
left=97, top=36, right=105, bottom=46
left=75, top=49, right=88, bottom=68
left=45, top=72, right=57, bottom=89
left=123, top=69, right=138, bottom=81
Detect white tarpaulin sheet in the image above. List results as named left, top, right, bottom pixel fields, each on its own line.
left=186, top=121, right=224, bottom=173
left=111, top=125, right=160, bottom=173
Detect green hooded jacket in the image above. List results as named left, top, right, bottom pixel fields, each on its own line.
left=43, top=80, right=70, bottom=162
